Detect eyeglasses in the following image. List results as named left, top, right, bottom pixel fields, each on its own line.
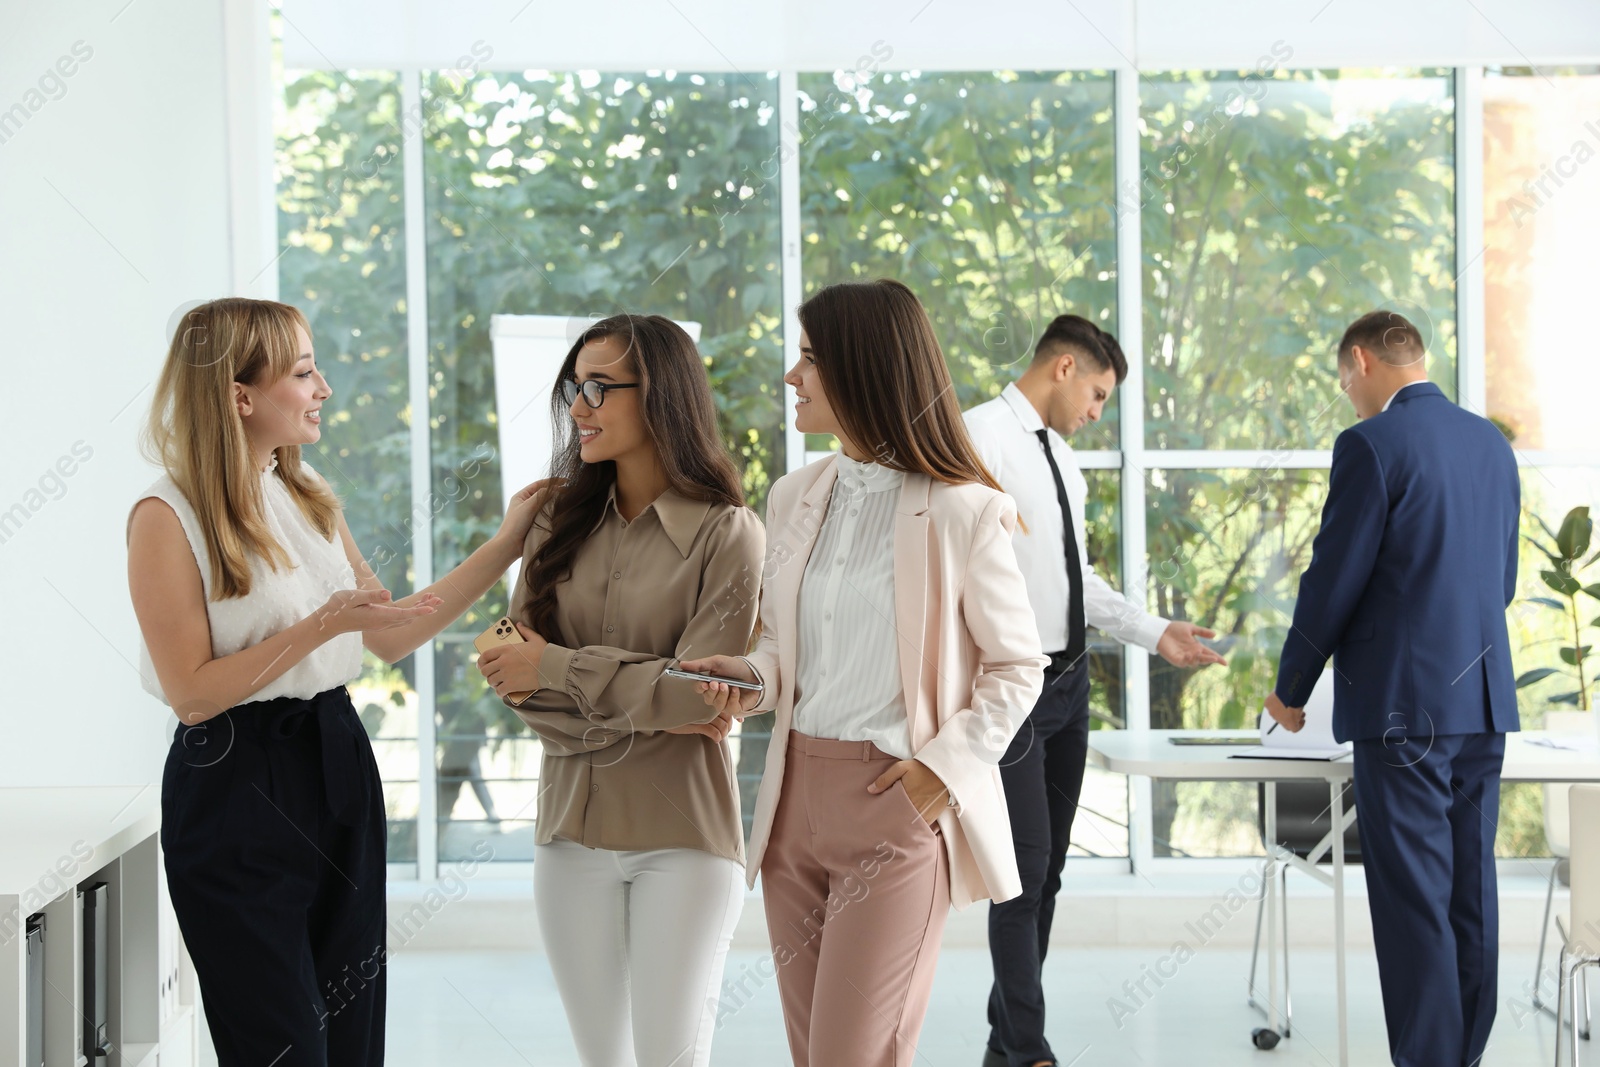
left=561, top=377, right=640, bottom=409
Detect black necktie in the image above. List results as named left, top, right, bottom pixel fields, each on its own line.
left=1036, top=428, right=1085, bottom=668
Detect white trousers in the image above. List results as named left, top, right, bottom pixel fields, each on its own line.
left=534, top=839, right=744, bottom=1067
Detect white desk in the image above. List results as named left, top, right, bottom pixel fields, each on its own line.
left=1087, top=729, right=1600, bottom=1065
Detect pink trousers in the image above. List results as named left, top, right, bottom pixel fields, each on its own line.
left=760, top=732, right=951, bottom=1067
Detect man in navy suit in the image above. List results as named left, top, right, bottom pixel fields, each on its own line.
left=1266, top=310, right=1520, bottom=1067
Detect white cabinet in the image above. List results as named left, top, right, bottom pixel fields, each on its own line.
left=0, top=788, right=196, bottom=1067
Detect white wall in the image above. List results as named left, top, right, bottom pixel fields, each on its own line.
left=277, top=0, right=1600, bottom=72
left=0, top=0, right=242, bottom=786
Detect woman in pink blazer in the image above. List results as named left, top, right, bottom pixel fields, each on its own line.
left=681, top=279, right=1047, bottom=1066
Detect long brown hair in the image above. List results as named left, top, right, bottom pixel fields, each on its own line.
left=798, top=278, right=1004, bottom=492
left=521, top=314, right=745, bottom=641
left=144, top=298, right=340, bottom=599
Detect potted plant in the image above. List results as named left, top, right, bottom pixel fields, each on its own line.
left=1516, top=506, right=1600, bottom=741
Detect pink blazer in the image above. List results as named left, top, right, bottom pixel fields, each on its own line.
left=744, top=455, right=1047, bottom=909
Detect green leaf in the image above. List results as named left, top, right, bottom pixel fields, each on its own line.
left=1560, top=646, right=1593, bottom=666
left=1516, top=667, right=1561, bottom=688
left=1582, top=584, right=1600, bottom=603
left=1529, top=597, right=1567, bottom=610
left=1543, top=570, right=1582, bottom=597
left=1530, top=543, right=1568, bottom=570
left=1552, top=691, right=1584, bottom=705
left=1558, top=506, right=1593, bottom=562
left=1536, top=512, right=1562, bottom=544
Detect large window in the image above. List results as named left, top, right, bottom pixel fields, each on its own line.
left=1139, top=69, right=1456, bottom=856
left=1141, top=70, right=1457, bottom=452
left=799, top=70, right=1120, bottom=444
left=1146, top=469, right=1327, bottom=855
left=801, top=69, right=1129, bottom=855
left=421, top=69, right=784, bottom=860
left=1485, top=68, right=1600, bottom=452
left=1485, top=67, right=1600, bottom=859
left=1080, top=469, right=1129, bottom=856
left=274, top=60, right=1577, bottom=876
left=276, top=70, right=420, bottom=868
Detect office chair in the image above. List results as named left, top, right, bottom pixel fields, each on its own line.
left=1536, top=711, right=1592, bottom=1042
left=1556, top=784, right=1600, bottom=1066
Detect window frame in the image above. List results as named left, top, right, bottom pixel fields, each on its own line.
left=269, top=62, right=1564, bottom=880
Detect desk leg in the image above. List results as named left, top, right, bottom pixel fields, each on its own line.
left=1253, top=780, right=1283, bottom=1050
left=1331, top=779, right=1349, bottom=1067
left=1268, top=782, right=1279, bottom=1034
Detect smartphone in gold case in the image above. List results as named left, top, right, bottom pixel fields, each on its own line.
left=473, top=616, right=535, bottom=706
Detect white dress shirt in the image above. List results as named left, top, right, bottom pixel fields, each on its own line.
left=791, top=452, right=914, bottom=759
left=1380, top=379, right=1428, bottom=412
left=964, top=383, right=1168, bottom=655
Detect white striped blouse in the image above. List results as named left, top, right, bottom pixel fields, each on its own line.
left=791, top=452, right=912, bottom=759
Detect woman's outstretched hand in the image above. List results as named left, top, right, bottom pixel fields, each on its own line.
left=315, top=587, right=441, bottom=635
left=492, top=477, right=565, bottom=566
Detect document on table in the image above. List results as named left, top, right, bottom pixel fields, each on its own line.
left=1527, top=734, right=1599, bottom=751
left=1231, top=672, right=1352, bottom=762
left=1228, top=745, right=1351, bottom=761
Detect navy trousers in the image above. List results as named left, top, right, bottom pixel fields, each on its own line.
left=161, top=686, right=388, bottom=1067
left=986, top=664, right=1091, bottom=1067
left=1352, top=730, right=1505, bottom=1067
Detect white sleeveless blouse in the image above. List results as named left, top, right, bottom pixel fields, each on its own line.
left=133, top=458, right=364, bottom=706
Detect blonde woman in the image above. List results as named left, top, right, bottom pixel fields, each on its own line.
left=127, top=298, right=549, bottom=1066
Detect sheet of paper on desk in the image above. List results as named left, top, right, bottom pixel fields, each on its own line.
left=1245, top=671, right=1353, bottom=760
left=1229, top=745, right=1352, bottom=761
left=1528, top=734, right=1599, bottom=751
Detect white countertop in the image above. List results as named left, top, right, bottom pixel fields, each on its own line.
left=0, top=785, right=160, bottom=898
left=1088, top=729, right=1600, bottom=783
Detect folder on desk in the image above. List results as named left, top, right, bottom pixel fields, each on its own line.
left=1229, top=672, right=1352, bottom=761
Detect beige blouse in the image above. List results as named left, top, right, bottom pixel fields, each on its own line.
left=504, top=485, right=764, bottom=865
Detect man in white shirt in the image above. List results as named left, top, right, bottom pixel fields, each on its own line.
left=964, top=315, right=1225, bottom=1067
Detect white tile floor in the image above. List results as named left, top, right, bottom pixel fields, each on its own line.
left=199, top=942, right=1578, bottom=1065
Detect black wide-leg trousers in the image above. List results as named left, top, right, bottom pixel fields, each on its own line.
left=161, top=686, right=387, bottom=1067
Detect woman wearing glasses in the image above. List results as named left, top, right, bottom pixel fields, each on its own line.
left=475, top=314, right=764, bottom=1067
left=680, top=279, right=1047, bottom=1066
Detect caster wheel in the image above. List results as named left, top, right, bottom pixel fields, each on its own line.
left=1251, top=1027, right=1281, bottom=1050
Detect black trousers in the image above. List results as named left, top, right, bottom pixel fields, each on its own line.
left=161, top=686, right=387, bottom=1067
left=986, top=664, right=1090, bottom=1067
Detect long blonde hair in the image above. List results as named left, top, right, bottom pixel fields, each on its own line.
left=144, top=298, right=340, bottom=600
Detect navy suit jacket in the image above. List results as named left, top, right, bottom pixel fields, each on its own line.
left=1273, top=381, right=1521, bottom=743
